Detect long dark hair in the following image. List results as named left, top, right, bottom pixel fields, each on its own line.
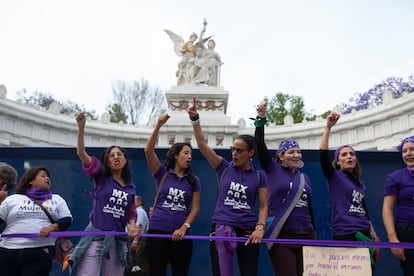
left=100, top=145, right=132, bottom=184
left=16, top=166, right=50, bottom=195
left=164, top=142, right=196, bottom=186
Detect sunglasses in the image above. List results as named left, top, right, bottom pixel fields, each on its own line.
left=230, top=146, right=248, bottom=154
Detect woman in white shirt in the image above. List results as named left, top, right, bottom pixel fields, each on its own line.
left=0, top=166, right=72, bottom=276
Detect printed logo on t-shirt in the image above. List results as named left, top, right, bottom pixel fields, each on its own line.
left=224, top=181, right=251, bottom=210
left=162, top=187, right=187, bottom=211
left=103, top=189, right=129, bottom=218
left=17, top=199, right=56, bottom=219
left=295, top=188, right=309, bottom=208
left=348, top=190, right=366, bottom=216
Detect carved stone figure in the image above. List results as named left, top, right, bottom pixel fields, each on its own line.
left=165, top=19, right=222, bottom=86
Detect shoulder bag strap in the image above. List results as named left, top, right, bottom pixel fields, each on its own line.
left=32, top=199, right=56, bottom=224
left=265, top=173, right=305, bottom=249
left=152, top=172, right=168, bottom=209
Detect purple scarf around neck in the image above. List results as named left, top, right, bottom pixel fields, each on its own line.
left=26, top=188, right=52, bottom=203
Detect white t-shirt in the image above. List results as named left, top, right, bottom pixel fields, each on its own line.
left=0, top=194, right=72, bottom=249
left=136, top=206, right=149, bottom=233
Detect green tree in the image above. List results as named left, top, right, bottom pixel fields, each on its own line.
left=106, top=103, right=128, bottom=124
left=264, top=92, right=306, bottom=125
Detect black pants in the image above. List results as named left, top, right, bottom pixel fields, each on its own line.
left=0, top=246, right=55, bottom=276
left=146, top=229, right=192, bottom=276
left=209, top=224, right=260, bottom=276
left=396, top=224, right=414, bottom=276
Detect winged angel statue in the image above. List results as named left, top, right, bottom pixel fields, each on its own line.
left=165, top=19, right=223, bottom=86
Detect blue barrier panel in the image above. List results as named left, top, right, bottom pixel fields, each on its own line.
left=0, top=147, right=404, bottom=275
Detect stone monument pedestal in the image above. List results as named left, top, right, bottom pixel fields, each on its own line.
left=165, top=84, right=231, bottom=125
left=161, top=84, right=238, bottom=148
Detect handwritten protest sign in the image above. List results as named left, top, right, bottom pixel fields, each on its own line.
left=303, top=246, right=371, bottom=276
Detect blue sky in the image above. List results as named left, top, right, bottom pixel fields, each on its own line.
left=1, top=0, right=413, bottom=123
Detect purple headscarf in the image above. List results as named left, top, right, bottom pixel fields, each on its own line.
left=278, top=140, right=300, bottom=154
left=397, top=136, right=414, bottom=152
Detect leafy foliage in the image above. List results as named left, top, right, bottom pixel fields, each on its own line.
left=16, top=89, right=97, bottom=119
left=264, top=92, right=306, bottom=125
left=106, top=103, right=128, bottom=124
left=340, top=76, right=414, bottom=114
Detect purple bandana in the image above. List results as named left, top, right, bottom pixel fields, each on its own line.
left=26, top=188, right=52, bottom=204
left=279, top=140, right=300, bottom=154
left=397, top=136, right=414, bottom=152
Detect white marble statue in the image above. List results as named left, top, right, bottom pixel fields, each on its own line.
left=165, top=19, right=222, bottom=86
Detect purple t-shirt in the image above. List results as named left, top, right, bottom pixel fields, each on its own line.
left=212, top=159, right=267, bottom=228
left=265, top=159, right=313, bottom=230
left=320, top=150, right=370, bottom=236
left=149, top=165, right=201, bottom=232
left=82, top=156, right=136, bottom=232
left=384, top=168, right=414, bottom=225
left=326, top=170, right=370, bottom=236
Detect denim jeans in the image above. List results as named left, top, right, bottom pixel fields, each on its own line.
left=0, top=246, right=55, bottom=276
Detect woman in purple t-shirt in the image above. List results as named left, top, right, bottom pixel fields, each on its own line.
left=187, top=97, right=268, bottom=276
left=70, top=111, right=138, bottom=276
left=382, top=135, right=414, bottom=275
left=145, top=113, right=201, bottom=276
left=320, top=112, right=380, bottom=264
left=254, top=101, right=315, bottom=276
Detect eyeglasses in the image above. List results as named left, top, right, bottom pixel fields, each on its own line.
left=107, top=152, right=124, bottom=158
left=230, top=147, right=248, bottom=154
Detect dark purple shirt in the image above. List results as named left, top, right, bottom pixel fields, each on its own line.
left=264, top=159, right=313, bottom=230
left=212, top=159, right=267, bottom=228
left=82, top=156, right=136, bottom=232
left=149, top=165, right=201, bottom=232
left=384, top=168, right=414, bottom=225
left=320, top=150, right=370, bottom=236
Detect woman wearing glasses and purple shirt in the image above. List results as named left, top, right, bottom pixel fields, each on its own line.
left=254, top=101, right=315, bottom=276
left=320, top=112, right=380, bottom=265
left=68, top=111, right=138, bottom=276
left=382, top=136, right=414, bottom=275
left=187, top=97, right=268, bottom=276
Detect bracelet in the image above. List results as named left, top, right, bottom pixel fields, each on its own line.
left=184, top=222, right=191, bottom=229
left=250, top=116, right=268, bottom=127
left=255, top=225, right=265, bottom=230
left=132, top=240, right=139, bottom=244
left=191, top=119, right=200, bottom=125
left=190, top=114, right=200, bottom=121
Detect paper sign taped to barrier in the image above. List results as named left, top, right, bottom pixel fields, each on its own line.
left=302, top=246, right=371, bottom=276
